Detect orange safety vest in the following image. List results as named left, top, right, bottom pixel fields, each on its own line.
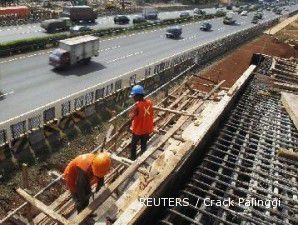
left=131, top=99, right=154, bottom=135
left=63, top=153, right=98, bottom=193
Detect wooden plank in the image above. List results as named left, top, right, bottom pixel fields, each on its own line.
left=281, top=92, right=298, bottom=129
left=34, top=191, right=71, bottom=224
left=16, top=188, right=69, bottom=225
left=275, top=82, right=298, bottom=92
left=153, top=106, right=198, bottom=117
left=110, top=154, right=148, bottom=175
left=228, top=66, right=256, bottom=96
left=113, top=141, right=194, bottom=225
left=277, top=148, right=298, bottom=162
left=265, top=14, right=298, bottom=35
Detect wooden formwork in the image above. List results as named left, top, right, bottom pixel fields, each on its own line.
left=3, top=73, right=228, bottom=225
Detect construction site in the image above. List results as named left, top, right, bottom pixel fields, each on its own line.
left=0, top=7, right=298, bottom=225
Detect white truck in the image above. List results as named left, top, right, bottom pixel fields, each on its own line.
left=49, top=35, right=99, bottom=69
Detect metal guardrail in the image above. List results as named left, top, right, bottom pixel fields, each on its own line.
left=0, top=16, right=285, bottom=147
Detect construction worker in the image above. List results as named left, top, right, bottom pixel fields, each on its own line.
left=129, top=85, right=154, bottom=160
left=63, top=152, right=111, bottom=213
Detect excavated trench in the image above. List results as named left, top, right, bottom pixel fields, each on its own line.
left=135, top=71, right=298, bottom=225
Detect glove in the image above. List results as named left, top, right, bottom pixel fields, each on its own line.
left=95, top=184, right=101, bottom=193
left=95, top=177, right=104, bottom=192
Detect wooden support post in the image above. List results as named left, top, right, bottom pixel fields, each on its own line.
left=184, top=82, right=194, bottom=93
left=21, top=164, right=33, bottom=224
left=21, top=163, right=29, bottom=189
left=163, top=89, right=169, bottom=107
left=193, top=74, right=217, bottom=84
left=112, top=115, right=118, bottom=153
left=16, top=188, right=69, bottom=225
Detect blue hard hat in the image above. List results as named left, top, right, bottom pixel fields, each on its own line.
left=130, top=85, right=144, bottom=96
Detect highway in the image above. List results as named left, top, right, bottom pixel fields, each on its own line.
left=0, top=8, right=220, bottom=43
left=0, top=6, right=297, bottom=124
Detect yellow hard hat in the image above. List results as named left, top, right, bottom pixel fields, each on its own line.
left=91, top=152, right=111, bottom=178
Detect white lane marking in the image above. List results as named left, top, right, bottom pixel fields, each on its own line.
left=105, top=51, right=143, bottom=64
left=19, top=29, right=43, bottom=35
left=0, top=45, right=121, bottom=64
left=99, top=45, right=121, bottom=52
left=178, top=35, right=199, bottom=42
left=0, top=25, right=41, bottom=32
left=0, top=50, right=52, bottom=64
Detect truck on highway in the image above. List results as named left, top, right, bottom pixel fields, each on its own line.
left=0, top=6, right=30, bottom=19
left=41, top=17, right=71, bottom=33
left=166, top=26, right=182, bottom=39
left=223, top=14, right=236, bottom=25
left=142, top=7, right=158, bottom=20
left=61, top=5, right=97, bottom=23
left=49, top=35, right=99, bottom=69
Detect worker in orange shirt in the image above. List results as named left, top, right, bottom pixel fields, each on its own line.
left=63, top=152, right=111, bottom=213
left=129, top=85, right=154, bottom=160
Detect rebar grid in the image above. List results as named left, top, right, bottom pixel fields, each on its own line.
left=156, top=77, right=298, bottom=225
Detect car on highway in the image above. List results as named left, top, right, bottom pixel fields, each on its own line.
left=41, top=17, right=71, bottom=33
left=200, top=22, right=212, bottom=31
left=274, top=8, right=282, bottom=14
left=251, top=15, right=259, bottom=24
left=233, top=8, right=241, bottom=13
left=114, top=15, right=130, bottom=24
left=226, top=4, right=233, bottom=10
left=240, top=10, right=248, bottom=16
left=180, top=12, right=191, bottom=18
left=70, top=25, right=93, bottom=34
left=215, top=9, right=226, bottom=17
left=132, top=15, right=146, bottom=24
left=166, top=26, right=182, bottom=39
left=254, top=12, right=263, bottom=19
left=193, top=8, right=200, bottom=14
left=193, top=8, right=206, bottom=16
left=223, top=14, right=236, bottom=25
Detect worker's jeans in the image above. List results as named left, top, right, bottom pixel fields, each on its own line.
left=131, top=134, right=149, bottom=160
left=72, top=192, right=90, bottom=213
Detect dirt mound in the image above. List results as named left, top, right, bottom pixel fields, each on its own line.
left=275, top=19, right=298, bottom=48
left=193, top=34, right=297, bottom=90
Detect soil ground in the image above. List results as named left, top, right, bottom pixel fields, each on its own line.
left=0, top=31, right=297, bottom=224
left=193, top=34, right=297, bottom=91
left=275, top=19, right=298, bottom=49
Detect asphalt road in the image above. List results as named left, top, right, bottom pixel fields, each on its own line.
left=0, top=6, right=297, bottom=123
left=0, top=7, right=220, bottom=43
